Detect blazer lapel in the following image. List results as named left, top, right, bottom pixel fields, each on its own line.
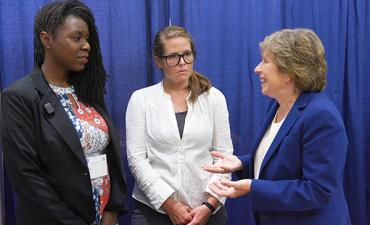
left=258, top=92, right=315, bottom=177
left=249, top=102, right=279, bottom=177
left=31, top=68, right=87, bottom=168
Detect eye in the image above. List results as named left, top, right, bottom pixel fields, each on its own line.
left=73, top=36, right=81, bottom=42
left=166, top=54, right=178, bottom=60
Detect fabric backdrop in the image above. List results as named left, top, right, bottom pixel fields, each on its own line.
left=0, top=1, right=369, bottom=225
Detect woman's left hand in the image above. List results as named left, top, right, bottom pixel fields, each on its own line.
left=186, top=205, right=212, bottom=225
left=100, top=211, right=118, bottom=225
left=209, top=179, right=252, bottom=198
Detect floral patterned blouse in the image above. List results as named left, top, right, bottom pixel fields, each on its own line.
left=50, top=84, right=110, bottom=225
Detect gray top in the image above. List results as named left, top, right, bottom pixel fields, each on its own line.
left=175, top=111, right=187, bottom=139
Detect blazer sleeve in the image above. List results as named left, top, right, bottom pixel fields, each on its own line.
left=205, top=88, right=234, bottom=204
left=104, top=143, right=128, bottom=215
left=250, top=106, right=348, bottom=212
left=126, top=91, right=175, bottom=210
left=235, top=154, right=252, bottom=179
left=1, top=88, right=89, bottom=225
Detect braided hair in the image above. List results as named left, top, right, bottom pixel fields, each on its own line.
left=34, top=0, right=107, bottom=107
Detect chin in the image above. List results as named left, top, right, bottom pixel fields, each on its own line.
left=70, top=65, right=86, bottom=72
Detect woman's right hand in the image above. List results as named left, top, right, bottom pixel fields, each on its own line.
left=203, top=151, right=243, bottom=173
left=162, top=198, right=193, bottom=225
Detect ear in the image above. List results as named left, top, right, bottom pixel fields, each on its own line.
left=39, top=31, right=52, bottom=49
left=154, top=56, right=164, bottom=69
left=285, top=73, right=293, bottom=83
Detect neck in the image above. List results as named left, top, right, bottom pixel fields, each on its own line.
left=163, top=78, right=189, bottom=94
left=275, top=89, right=300, bottom=121
left=42, top=59, right=69, bottom=87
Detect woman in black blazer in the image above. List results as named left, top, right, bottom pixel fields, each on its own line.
left=0, top=1, right=127, bottom=224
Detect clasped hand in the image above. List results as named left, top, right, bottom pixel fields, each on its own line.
left=162, top=198, right=212, bottom=225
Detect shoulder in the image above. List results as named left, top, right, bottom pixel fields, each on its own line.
left=302, top=92, right=344, bottom=127
left=208, top=87, right=225, bottom=97
left=2, top=74, right=37, bottom=101
left=129, top=83, right=161, bottom=101
left=202, top=87, right=226, bottom=101
left=305, top=93, right=340, bottom=116
left=127, top=83, right=162, bottom=111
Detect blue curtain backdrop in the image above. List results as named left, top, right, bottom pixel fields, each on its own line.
left=1, top=1, right=369, bottom=225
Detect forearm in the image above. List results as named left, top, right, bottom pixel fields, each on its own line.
left=128, top=154, right=174, bottom=209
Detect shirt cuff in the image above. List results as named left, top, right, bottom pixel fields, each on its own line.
left=143, top=178, right=175, bottom=210
left=204, top=175, right=227, bottom=205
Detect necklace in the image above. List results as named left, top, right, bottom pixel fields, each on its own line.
left=42, top=65, right=81, bottom=110
left=41, top=64, right=70, bottom=88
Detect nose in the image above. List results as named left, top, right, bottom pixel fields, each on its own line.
left=82, top=40, right=90, bottom=51
left=178, top=55, right=186, bottom=65
left=254, top=61, right=262, bottom=74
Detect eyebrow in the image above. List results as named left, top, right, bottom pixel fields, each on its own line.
left=166, top=50, right=192, bottom=55
left=69, top=30, right=89, bottom=37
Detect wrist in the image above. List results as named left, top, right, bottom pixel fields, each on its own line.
left=207, top=196, right=220, bottom=209
left=202, top=201, right=215, bottom=213
left=161, top=197, right=175, bottom=212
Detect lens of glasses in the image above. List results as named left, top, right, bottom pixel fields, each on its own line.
left=164, top=52, right=194, bottom=67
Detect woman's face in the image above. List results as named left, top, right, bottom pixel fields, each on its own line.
left=46, top=15, right=90, bottom=72
left=156, top=37, right=194, bottom=85
left=254, top=51, right=290, bottom=99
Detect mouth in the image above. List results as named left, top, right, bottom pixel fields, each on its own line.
left=178, top=69, right=187, bottom=74
left=78, top=56, right=89, bottom=64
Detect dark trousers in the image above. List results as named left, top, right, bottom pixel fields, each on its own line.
left=131, top=200, right=227, bottom=225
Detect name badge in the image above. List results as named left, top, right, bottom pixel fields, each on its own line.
left=87, top=154, right=108, bottom=179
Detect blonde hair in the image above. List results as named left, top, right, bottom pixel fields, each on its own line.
left=259, top=28, right=327, bottom=92
left=153, top=25, right=211, bottom=103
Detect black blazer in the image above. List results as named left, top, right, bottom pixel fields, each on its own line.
left=1, top=67, right=127, bottom=225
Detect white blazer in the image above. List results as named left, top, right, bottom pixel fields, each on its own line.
left=126, top=81, right=233, bottom=213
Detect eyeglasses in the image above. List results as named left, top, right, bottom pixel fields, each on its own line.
left=161, top=51, right=195, bottom=67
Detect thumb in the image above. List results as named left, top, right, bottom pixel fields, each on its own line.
left=189, top=209, right=195, bottom=216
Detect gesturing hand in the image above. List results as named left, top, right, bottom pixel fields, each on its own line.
left=209, top=179, right=252, bottom=198
left=203, top=151, right=242, bottom=174
left=162, top=198, right=193, bottom=225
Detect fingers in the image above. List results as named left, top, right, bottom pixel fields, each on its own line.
left=210, top=151, right=224, bottom=159
left=209, top=180, right=229, bottom=197
left=185, top=213, right=193, bottom=223
left=187, top=220, right=197, bottom=225
left=220, top=179, right=237, bottom=188
left=202, top=165, right=225, bottom=173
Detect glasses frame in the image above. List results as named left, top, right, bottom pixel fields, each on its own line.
left=160, top=51, right=196, bottom=67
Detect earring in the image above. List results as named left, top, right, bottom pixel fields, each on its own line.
left=46, top=46, right=50, bottom=49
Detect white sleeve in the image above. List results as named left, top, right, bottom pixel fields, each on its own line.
left=205, top=88, right=234, bottom=204
left=126, top=91, right=174, bottom=209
